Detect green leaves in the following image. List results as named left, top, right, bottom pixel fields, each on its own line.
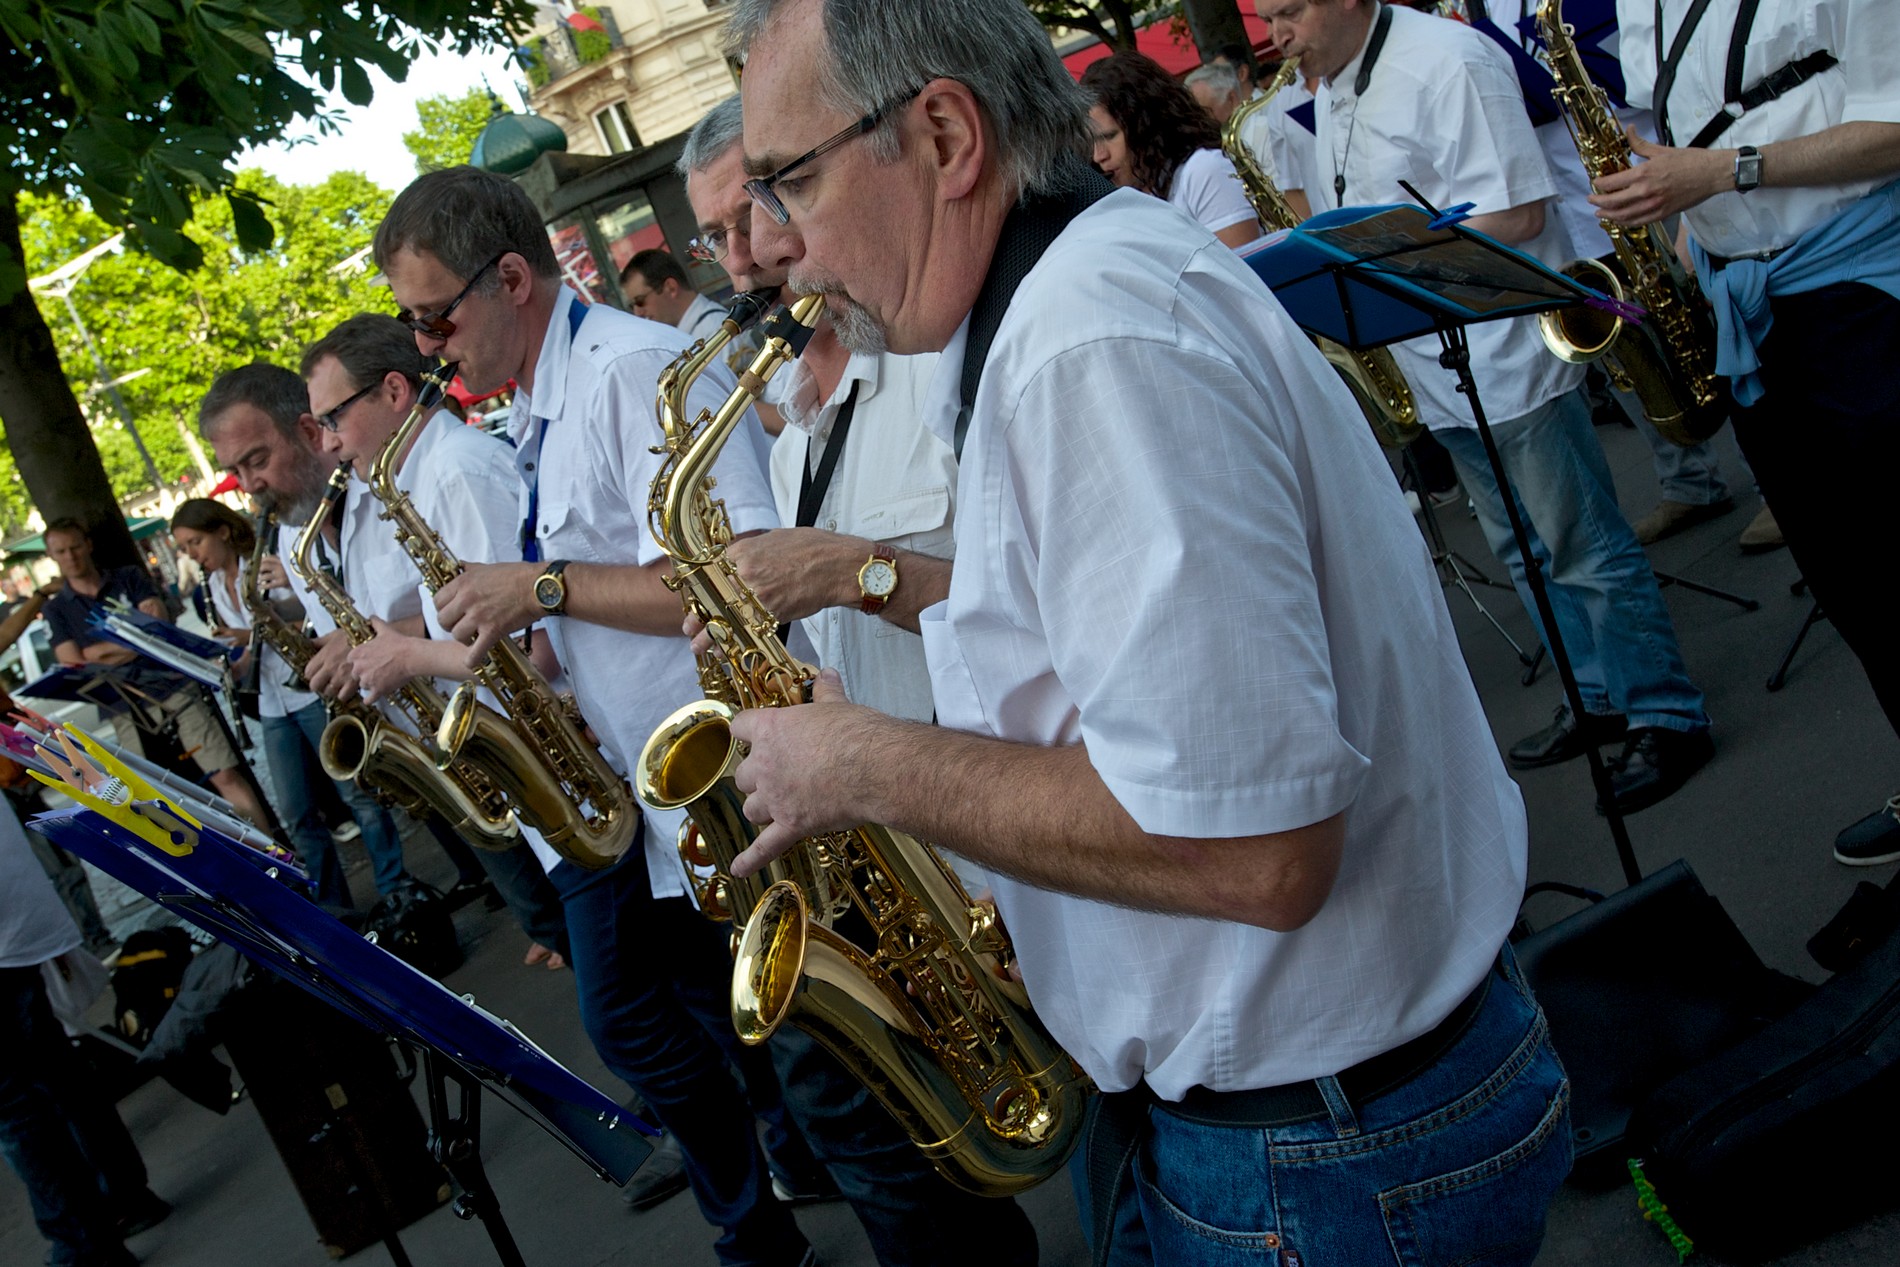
left=226, top=189, right=273, bottom=253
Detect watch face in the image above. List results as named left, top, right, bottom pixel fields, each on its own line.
left=534, top=575, right=564, bottom=610
left=861, top=559, right=897, bottom=597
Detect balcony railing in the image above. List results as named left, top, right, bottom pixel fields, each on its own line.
left=521, top=7, right=625, bottom=90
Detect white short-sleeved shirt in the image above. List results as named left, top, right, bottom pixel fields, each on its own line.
left=205, top=564, right=316, bottom=719
left=1168, top=148, right=1263, bottom=247
left=917, top=188, right=1527, bottom=1098
left=1, top=800, right=81, bottom=968
left=678, top=292, right=729, bottom=343
left=1313, top=3, right=1585, bottom=427
left=1233, top=87, right=1274, bottom=184
left=1618, top=0, right=1900, bottom=257
left=768, top=349, right=951, bottom=724
left=1265, top=77, right=1325, bottom=211
left=511, top=288, right=781, bottom=898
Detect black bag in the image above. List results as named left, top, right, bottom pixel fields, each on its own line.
left=363, top=882, right=462, bottom=978
left=110, top=925, right=197, bottom=1047
left=1512, top=861, right=1811, bottom=1182
left=1627, top=892, right=1900, bottom=1260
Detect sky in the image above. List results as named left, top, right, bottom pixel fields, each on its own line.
left=240, top=44, right=532, bottom=195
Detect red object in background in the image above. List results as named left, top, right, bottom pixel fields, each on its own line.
left=208, top=472, right=240, bottom=496
left=447, top=374, right=512, bottom=410
left=565, top=11, right=605, bottom=34
left=1063, top=12, right=1280, bottom=78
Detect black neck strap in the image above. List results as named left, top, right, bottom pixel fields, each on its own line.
left=796, top=382, right=858, bottom=529
left=1333, top=2, right=1395, bottom=204
left=954, top=159, right=1115, bottom=460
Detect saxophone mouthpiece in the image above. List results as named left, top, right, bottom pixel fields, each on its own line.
left=725, top=289, right=780, bottom=332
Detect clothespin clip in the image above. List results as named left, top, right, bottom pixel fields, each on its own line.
left=1426, top=202, right=1476, bottom=231
left=28, top=723, right=202, bottom=857
left=1583, top=292, right=1650, bottom=323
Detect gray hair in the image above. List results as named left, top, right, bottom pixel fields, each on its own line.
left=299, top=314, right=429, bottom=393
left=1184, top=63, right=1241, bottom=96
left=198, top=362, right=309, bottom=442
left=372, top=165, right=560, bottom=283
left=724, top=0, right=1093, bottom=199
left=677, top=94, right=746, bottom=177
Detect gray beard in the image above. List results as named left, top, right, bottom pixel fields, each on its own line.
left=278, top=446, right=340, bottom=525
left=828, top=300, right=889, bottom=355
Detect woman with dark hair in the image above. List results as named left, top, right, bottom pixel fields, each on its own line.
left=1081, top=51, right=1264, bottom=250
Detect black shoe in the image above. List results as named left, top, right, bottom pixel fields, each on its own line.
left=1507, top=704, right=1628, bottom=770
left=116, top=1188, right=172, bottom=1237
left=620, top=1134, right=690, bottom=1211
left=1834, top=796, right=1900, bottom=867
left=1598, top=728, right=1714, bottom=815
left=443, top=878, right=497, bottom=911
left=771, top=1170, right=844, bottom=1206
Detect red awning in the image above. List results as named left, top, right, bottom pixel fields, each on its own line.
left=1062, top=12, right=1280, bottom=79
left=208, top=472, right=240, bottom=495
left=447, top=375, right=512, bottom=409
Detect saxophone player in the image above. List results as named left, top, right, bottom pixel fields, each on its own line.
left=723, top=0, right=1566, bottom=1261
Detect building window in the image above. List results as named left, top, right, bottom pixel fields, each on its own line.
left=594, top=101, right=640, bottom=154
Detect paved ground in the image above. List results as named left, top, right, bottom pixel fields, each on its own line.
left=5, top=418, right=1897, bottom=1267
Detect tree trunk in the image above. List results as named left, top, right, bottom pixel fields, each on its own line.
left=1182, top=0, right=1254, bottom=66
left=0, top=193, right=139, bottom=568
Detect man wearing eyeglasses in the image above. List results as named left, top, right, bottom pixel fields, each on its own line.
left=618, top=248, right=728, bottom=341
left=720, top=0, right=1569, bottom=1263
left=372, top=164, right=840, bottom=1267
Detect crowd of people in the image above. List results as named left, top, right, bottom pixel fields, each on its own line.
left=5, top=0, right=1895, bottom=1265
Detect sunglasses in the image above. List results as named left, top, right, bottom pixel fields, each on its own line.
left=397, top=252, right=507, bottom=338
left=743, top=87, right=921, bottom=227
left=315, top=379, right=380, bottom=432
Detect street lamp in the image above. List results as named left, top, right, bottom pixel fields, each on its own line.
left=28, top=234, right=166, bottom=493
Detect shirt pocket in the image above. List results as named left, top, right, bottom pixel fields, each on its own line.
left=531, top=497, right=608, bottom=568
left=833, top=486, right=951, bottom=640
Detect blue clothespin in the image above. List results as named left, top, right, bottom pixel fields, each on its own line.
left=1426, top=202, right=1477, bottom=231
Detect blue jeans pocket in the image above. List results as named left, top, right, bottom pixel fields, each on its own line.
left=1132, top=1144, right=1285, bottom=1265
left=1377, top=1076, right=1573, bottom=1267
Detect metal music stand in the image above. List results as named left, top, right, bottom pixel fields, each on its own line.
left=21, top=739, right=653, bottom=1267
left=1246, top=194, right=1648, bottom=877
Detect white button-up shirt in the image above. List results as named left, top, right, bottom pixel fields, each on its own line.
left=205, top=564, right=316, bottom=719
left=1618, top=0, right=1900, bottom=257
left=1264, top=76, right=1324, bottom=213
left=768, top=349, right=950, bottom=725
left=677, top=291, right=729, bottom=343
left=511, top=288, right=780, bottom=897
left=917, top=189, right=1527, bottom=1098
left=1313, top=2, right=1584, bottom=428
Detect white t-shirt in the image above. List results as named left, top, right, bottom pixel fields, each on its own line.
left=1265, top=77, right=1324, bottom=213
left=0, top=799, right=81, bottom=968
left=511, top=288, right=780, bottom=897
left=1167, top=147, right=1262, bottom=246
left=1618, top=0, right=1900, bottom=256
left=917, top=188, right=1526, bottom=1097
left=1313, top=3, right=1585, bottom=428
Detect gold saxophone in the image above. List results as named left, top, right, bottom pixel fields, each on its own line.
left=292, top=460, right=521, bottom=850
left=241, top=508, right=311, bottom=695
left=635, top=292, right=1092, bottom=1196
left=1223, top=59, right=1423, bottom=448
left=1535, top=0, right=1729, bottom=446
left=364, top=362, right=634, bottom=871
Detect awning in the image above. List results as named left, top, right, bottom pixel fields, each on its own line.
left=5, top=515, right=172, bottom=559
left=1062, top=12, right=1280, bottom=79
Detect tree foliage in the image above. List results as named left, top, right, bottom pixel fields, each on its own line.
left=1025, top=0, right=1146, bottom=50
left=403, top=88, right=501, bottom=175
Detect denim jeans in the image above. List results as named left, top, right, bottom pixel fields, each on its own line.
left=260, top=702, right=411, bottom=901
left=1435, top=388, right=1710, bottom=732
left=548, top=848, right=810, bottom=1267
left=1079, top=949, right=1571, bottom=1266
left=1597, top=375, right=1733, bottom=506
left=0, top=967, right=139, bottom=1267
left=420, top=814, right=566, bottom=952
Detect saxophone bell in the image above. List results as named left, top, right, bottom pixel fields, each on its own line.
left=1539, top=256, right=1626, bottom=363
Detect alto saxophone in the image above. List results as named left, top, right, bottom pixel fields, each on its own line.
left=1535, top=0, right=1729, bottom=446
left=1223, top=59, right=1423, bottom=448
left=636, top=293, right=1092, bottom=1197
left=365, top=362, right=634, bottom=871
left=292, top=460, right=521, bottom=850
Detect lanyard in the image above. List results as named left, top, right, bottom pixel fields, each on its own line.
left=520, top=298, right=590, bottom=564
left=1652, top=0, right=1723, bottom=146
left=796, top=383, right=858, bottom=529
left=1333, top=1, right=1395, bottom=205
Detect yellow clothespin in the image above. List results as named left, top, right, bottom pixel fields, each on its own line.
left=29, top=723, right=202, bottom=856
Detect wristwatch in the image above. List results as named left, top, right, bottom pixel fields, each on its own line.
left=533, top=559, right=573, bottom=616
left=1733, top=145, right=1764, bottom=194
left=857, top=544, right=899, bottom=616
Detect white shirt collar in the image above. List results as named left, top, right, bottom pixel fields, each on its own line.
left=519, top=285, right=587, bottom=430
left=779, top=348, right=885, bottom=440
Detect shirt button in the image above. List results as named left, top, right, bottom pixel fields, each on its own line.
left=525, top=462, right=535, bottom=471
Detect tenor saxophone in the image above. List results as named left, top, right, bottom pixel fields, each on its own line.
left=1535, top=0, right=1729, bottom=446
left=365, top=362, right=635, bottom=871
left=635, top=292, right=1090, bottom=1197
left=1223, top=59, right=1423, bottom=448
left=291, top=460, right=521, bottom=850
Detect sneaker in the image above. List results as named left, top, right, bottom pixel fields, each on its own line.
left=620, top=1134, right=690, bottom=1211
left=1630, top=497, right=1736, bottom=545
left=1738, top=503, right=1785, bottom=553
left=116, top=1188, right=173, bottom=1237
left=1834, top=796, right=1900, bottom=867
left=330, top=821, right=362, bottom=844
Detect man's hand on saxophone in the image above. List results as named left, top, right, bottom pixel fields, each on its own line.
left=347, top=616, right=476, bottom=704
left=434, top=561, right=546, bottom=665
left=726, top=667, right=877, bottom=876
left=302, top=630, right=363, bottom=703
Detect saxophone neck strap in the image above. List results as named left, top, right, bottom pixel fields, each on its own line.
left=954, top=160, right=1116, bottom=460
left=1654, top=0, right=1835, bottom=150
left=521, top=296, right=592, bottom=565
left=796, top=382, right=859, bottom=530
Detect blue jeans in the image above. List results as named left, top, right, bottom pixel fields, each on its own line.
left=1599, top=376, right=1732, bottom=505
left=0, top=967, right=139, bottom=1267
left=548, top=848, right=810, bottom=1267
left=1436, top=388, right=1710, bottom=732
left=1080, top=949, right=1571, bottom=1265
left=260, top=702, right=409, bottom=902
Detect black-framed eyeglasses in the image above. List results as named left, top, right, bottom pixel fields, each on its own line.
left=686, top=218, right=750, bottom=264
left=315, top=379, right=380, bottom=432
left=743, top=87, right=922, bottom=226
left=397, top=252, right=507, bottom=338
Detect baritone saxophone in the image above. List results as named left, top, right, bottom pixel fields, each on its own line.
left=1535, top=0, right=1729, bottom=446
left=1223, top=59, right=1422, bottom=448
left=636, top=291, right=1092, bottom=1196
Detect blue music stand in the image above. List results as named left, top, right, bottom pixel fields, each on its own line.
left=1245, top=196, right=1645, bottom=882
left=30, top=790, right=654, bottom=1267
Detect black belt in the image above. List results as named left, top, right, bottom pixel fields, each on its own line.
left=1704, top=243, right=1790, bottom=272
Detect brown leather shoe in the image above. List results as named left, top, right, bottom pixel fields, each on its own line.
left=1630, top=497, right=1735, bottom=545
left=1738, top=503, right=1785, bottom=553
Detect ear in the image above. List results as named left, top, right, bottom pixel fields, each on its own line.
left=915, top=77, right=988, bottom=202
left=295, top=412, right=323, bottom=447
left=498, top=251, right=536, bottom=307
